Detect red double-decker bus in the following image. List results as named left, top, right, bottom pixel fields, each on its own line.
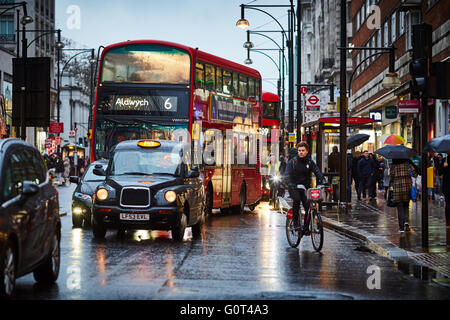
left=260, top=91, right=281, bottom=198
left=90, top=40, right=263, bottom=214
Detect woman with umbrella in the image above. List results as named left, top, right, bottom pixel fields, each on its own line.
left=375, top=145, right=418, bottom=232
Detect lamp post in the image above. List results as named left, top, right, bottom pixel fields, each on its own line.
left=237, top=2, right=295, bottom=139
left=245, top=30, right=287, bottom=133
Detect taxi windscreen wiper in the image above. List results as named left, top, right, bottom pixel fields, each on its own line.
left=118, top=172, right=152, bottom=176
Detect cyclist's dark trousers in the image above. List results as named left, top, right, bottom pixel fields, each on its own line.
left=289, top=188, right=309, bottom=226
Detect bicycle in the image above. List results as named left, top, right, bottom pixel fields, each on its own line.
left=285, top=184, right=326, bottom=252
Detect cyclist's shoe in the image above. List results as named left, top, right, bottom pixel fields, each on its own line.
left=301, top=225, right=311, bottom=236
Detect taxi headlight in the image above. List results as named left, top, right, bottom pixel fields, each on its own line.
left=73, top=207, right=83, bottom=215
left=96, top=188, right=109, bottom=201
left=164, top=190, right=177, bottom=203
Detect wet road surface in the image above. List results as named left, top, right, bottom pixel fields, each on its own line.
left=12, top=184, right=450, bottom=300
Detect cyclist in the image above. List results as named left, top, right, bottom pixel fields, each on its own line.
left=267, top=153, right=282, bottom=205
left=286, top=141, right=327, bottom=234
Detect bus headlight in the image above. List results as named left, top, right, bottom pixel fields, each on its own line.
left=164, top=190, right=177, bottom=203
left=96, top=188, right=109, bottom=201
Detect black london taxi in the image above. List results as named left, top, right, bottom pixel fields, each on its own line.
left=0, top=138, right=61, bottom=299
left=91, top=139, right=205, bottom=241
left=70, top=160, right=108, bottom=228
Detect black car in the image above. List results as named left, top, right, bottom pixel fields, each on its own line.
left=0, top=138, right=61, bottom=299
left=70, top=160, right=108, bottom=228
left=91, top=140, right=205, bottom=241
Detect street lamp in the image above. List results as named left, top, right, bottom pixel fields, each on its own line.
left=237, top=2, right=295, bottom=139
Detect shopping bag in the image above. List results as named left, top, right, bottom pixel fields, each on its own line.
left=387, top=187, right=397, bottom=207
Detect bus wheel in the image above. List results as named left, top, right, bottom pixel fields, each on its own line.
left=234, top=184, right=246, bottom=214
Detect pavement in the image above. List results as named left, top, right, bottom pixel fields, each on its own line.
left=278, top=188, right=450, bottom=287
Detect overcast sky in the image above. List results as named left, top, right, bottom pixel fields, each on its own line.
left=55, top=0, right=292, bottom=93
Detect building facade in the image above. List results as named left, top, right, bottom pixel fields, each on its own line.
left=0, top=0, right=58, bottom=151
left=349, top=0, right=449, bottom=152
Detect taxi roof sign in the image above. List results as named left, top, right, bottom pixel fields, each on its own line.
left=137, top=140, right=161, bottom=148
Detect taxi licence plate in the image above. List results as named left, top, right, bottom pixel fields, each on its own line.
left=120, top=213, right=150, bottom=221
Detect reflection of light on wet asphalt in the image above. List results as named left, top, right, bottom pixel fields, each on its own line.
left=134, top=230, right=151, bottom=242
left=71, top=228, right=82, bottom=261
left=258, top=203, right=283, bottom=291
left=96, top=246, right=107, bottom=286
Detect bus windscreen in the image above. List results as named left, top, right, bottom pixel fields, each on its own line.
left=101, top=44, right=191, bottom=84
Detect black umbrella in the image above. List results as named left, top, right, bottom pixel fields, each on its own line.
left=347, top=134, right=370, bottom=149
left=423, top=134, right=450, bottom=153
left=374, top=145, right=417, bottom=159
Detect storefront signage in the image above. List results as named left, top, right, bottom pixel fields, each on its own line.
left=288, top=133, right=296, bottom=142
left=385, top=105, right=397, bottom=119
left=49, top=122, right=64, bottom=134
left=369, top=110, right=382, bottom=122
left=397, top=100, right=421, bottom=114
left=318, top=117, right=374, bottom=125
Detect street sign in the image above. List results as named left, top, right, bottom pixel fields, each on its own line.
left=49, top=122, right=64, bottom=134
left=288, top=133, right=296, bottom=142
left=319, top=117, right=374, bottom=125
left=369, top=110, right=382, bottom=122
left=307, top=95, right=319, bottom=105
left=385, top=105, right=397, bottom=119
left=45, top=138, right=52, bottom=149
left=397, top=99, right=421, bottom=113
left=300, top=86, right=308, bottom=95
left=69, top=130, right=76, bottom=137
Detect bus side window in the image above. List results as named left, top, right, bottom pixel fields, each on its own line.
left=216, top=67, right=223, bottom=93
left=195, top=63, right=205, bottom=89
left=223, top=70, right=232, bottom=95
left=205, top=64, right=215, bottom=91
left=239, top=75, right=248, bottom=98
left=233, top=72, right=238, bottom=97
left=255, top=80, right=261, bottom=101
left=249, top=78, right=255, bottom=98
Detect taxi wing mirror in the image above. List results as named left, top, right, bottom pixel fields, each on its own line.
left=22, top=181, right=39, bottom=197
left=187, top=166, right=200, bottom=178
left=93, top=168, right=106, bottom=176
left=69, top=176, right=80, bottom=184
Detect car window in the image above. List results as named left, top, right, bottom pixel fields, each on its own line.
left=30, top=149, right=46, bottom=184
left=21, top=148, right=43, bottom=185
left=83, top=164, right=107, bottom=181
left=3, top=149, right=27, bottom=200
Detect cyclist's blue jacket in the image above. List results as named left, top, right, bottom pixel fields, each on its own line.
left=286, top=155, right=325, bottom=189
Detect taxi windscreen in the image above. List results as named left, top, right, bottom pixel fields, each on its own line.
left=110, top=149, right=182, bottom=176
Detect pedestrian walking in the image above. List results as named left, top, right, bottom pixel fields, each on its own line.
left=357, top=151, right=377, bottom=200
left=441, top=153, right=450, bottom=227
left=352, top=151, right=362, bottom=200
left=328, top=146, right=340, bottom=201
left=63, top=157, right=71, bottom=185
left=435, top=153, right=444, bottom=197
left=55, top=156, right=64, bottom=185
left=383, top=159, right=391, bottom=199
left=389, top=158, right=418, bottom=232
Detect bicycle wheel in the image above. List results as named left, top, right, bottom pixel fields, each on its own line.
left=286, top=217, right=301, bottom=248
left=310, top=209, right=324, bottom=252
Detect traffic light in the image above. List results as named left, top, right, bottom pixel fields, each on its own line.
left=409, top=23, right=432, bottom=98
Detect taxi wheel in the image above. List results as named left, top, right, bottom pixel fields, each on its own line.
left=172, top=212, right=187, bottom=242
left=72, top=212, right=83, bottom=228
left=205, top=185, right=213, bottom=215
left=92, top=216, right=107, bottom=239
left=192, top=210, right=205, bottom=239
